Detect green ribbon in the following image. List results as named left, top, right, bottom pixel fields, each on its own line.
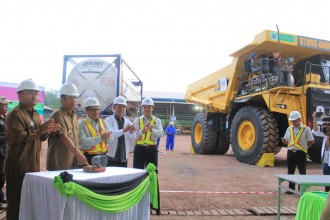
left=146, top=163, right=159, bottom=209
left=53, top=164, right=159, bottom=212
left=53, top=175, right=76, bottom=197
left=296, top=191, right=328, bottom=220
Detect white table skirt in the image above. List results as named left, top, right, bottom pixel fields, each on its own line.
left=19, top=167, right=150, bottom=220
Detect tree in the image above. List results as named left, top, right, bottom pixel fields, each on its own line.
left=44, top=89, right=60, bottom=109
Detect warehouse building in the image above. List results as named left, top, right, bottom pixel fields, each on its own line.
left=143, top=91, right=202, bottom=133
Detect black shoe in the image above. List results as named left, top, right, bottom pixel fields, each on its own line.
left=285, top=191, right=294, bottom=195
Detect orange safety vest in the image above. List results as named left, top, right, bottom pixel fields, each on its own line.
left=82, top=118, right=108, bottom=154
left=136, top=116, right=157, bottom=145
left=288, top=125, right=307, bottom=153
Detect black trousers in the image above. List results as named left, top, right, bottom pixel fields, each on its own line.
left=5, top=174, right=24, bottom=220
left=84, top=153, right=96, bottom=165
left=107, top=160, right=127, bottom=168
left=133, top=145, right=160, bottom=215
left=322, top=162, right=330, bottom=192
left=133, top=145, right=158, bottom=171
left=287, top=150, right=307, bottom=190
left=0, top=157, right=5, bottom=202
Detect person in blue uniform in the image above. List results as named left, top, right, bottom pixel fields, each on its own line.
left=165, top=121, right=176, bottom=151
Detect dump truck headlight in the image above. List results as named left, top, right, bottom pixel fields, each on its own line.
left=275, top=104, right=286, bottom=109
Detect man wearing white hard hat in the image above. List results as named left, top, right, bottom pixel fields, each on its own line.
left=134, top=97, right=163, bottom=215
left=133, top=97, right=164, bottom=170
left=47, top=82, right=88, bottom=171
left=282, top=110, right=314, bottom=194
left=312, top=106, right=325, bottom=138
left=79, top=97, right=113, bottom=165
left=4, top=79, right=60, bottom=220
left=312, top=107, right=330, bottom=192
left=105, top=96, right=135, bottom=167
left=312, top=106, right=330, bottom=192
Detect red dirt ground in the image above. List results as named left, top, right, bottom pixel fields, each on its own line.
left=39, top=135, right=322, bottom=220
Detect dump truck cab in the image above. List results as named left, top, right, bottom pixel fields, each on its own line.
left=185, top=30, right=330, bottom=164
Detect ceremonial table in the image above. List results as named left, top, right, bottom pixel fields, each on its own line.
left=275, top=174, right=330, bottom=220
left=19, top=167, right=150, bottom=220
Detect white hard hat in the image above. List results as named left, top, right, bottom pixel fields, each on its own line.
left=316, top=106, right=325, bottom=113
left=141, top=97, right=154, bottom=106
left=17, top=79, right=39, bottom=93
left=113, top=96, right=127, bottom=106
left=60, top=82, right=79, bottom=96
left=289, top=111, right=301, bottom=121
left=84, top=97, right=100, bottom=108
left=169, top=121, right=174, bottom=125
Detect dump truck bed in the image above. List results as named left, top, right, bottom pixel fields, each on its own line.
left=185, top=30, right=330, bottom=113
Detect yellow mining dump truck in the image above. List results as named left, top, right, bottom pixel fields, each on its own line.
left=185, top=30, right=330, bottom=164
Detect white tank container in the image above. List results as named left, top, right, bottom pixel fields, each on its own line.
left=67, top=58, right=141, bottom=114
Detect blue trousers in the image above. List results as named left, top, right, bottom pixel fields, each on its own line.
left=322, top=162, right=330, bottom=192
left=166, top=136, right=175, bottom=150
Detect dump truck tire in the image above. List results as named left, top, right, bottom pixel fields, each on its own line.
left=230, top=106, right=279, bottom=164
left=191, top=113, right=217, bottom=154
left=214, top=130, right=230, bottom=155
left=308, top=134, right=322, bottom=163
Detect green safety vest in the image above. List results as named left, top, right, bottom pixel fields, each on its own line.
left=82, top=118, right=107, bottom=154
left=288, top=125, right=307, bottom=153
left=136, top=116, right=157, bottom=146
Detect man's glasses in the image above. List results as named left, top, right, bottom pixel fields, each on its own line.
left=290, top=119, right=299, bottom=123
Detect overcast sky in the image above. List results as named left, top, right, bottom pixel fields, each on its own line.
left=1, top=0, right=329, bottom=93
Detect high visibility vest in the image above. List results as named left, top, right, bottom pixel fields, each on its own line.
left=82, top=118, right=108, bottom=154
left=288, top=125, right=307, bottom=153
left=136, top=116, right=157, bottom=145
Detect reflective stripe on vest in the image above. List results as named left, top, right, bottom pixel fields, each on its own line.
left=288, top=125, right=307, bottom=153
left=136, top=116, right=157, bottom=145
left=82, top=118, right=107, bottom=154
